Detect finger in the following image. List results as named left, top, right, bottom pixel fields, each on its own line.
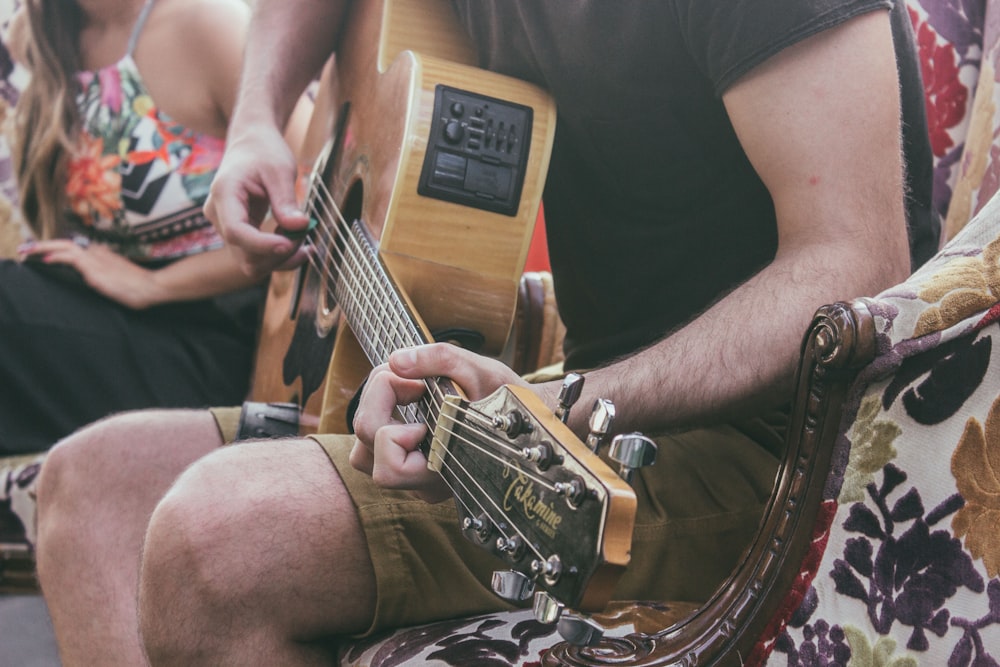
left=348, top=438, right=375, bottom=476
left=352, top=369, right=427, bottom=446
left=19, top=239, right=77, bottom=256
left=270, top=200, right=311, bottom=238
left=208, top=184, right=296, bottom=257
left=29, top=247, right=80, bottom=267
left=389, top=344, right=521, bottom=399
left=273, top=244, right=312, bottom=271
left=370, top=422, right=432, bottom=489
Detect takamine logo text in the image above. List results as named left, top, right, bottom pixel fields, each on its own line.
left=502, top=466, right=563, bottom=539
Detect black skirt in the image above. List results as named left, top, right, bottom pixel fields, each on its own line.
left=0, top=259, right=264, bottom=455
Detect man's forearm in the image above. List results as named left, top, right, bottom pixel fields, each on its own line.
left=233, top=0, right=350, bottom=132
left=547, top=231, right=909, bottom=438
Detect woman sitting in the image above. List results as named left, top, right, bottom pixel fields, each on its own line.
left=0, top=0, right=309, bottom=456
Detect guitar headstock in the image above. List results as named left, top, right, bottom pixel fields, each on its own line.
left=428, top=382, right=639, bottom=613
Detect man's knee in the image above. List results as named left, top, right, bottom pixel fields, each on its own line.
left=138, top=441, right=323, bottom=657
left=139, top=442, right=319, bottom=608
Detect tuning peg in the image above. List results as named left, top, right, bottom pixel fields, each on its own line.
left=532, top=592, right=606, bottom=646
left=492, top=570, right=535, bottom=602
left=557, top=613, right=605, bottom=646
left=609, top=432, right=658, bottom=483
left=554, top=373, right=585, bottom=423
left=585, top=398, right=615, bottom=453
left=532, top=590, right=564, bottom=624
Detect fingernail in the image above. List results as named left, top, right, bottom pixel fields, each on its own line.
left=16, top=242, right=35, bottom=254
left=394, top=347, right=418, bottom=370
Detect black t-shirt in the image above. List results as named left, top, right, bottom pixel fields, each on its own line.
left=452, top=0, right=938, bottom=371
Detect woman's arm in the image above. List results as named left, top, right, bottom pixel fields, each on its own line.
left=20, top=239, right=262, bottom=309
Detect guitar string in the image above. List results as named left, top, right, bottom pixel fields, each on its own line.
left=293, top=176, right=592, bottom=567
left=298, top=183, right=564, bottom=486
left=300, top=180, right=489, bottom=429
left=424, top=438, right=550, bottom=563
left=302, top=181, right=569, bottom=489
left=297, top=177, right=573, bottom=499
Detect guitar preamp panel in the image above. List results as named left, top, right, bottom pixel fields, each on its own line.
left=418, top=85, right=534, bottom=216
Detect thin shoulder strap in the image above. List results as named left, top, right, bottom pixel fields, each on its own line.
left=126, top=0, right=156, bottom=56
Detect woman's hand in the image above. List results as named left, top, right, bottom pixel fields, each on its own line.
left=349, top=343, right=528, bottom=503
left=19, top=239, right=160, bottom=309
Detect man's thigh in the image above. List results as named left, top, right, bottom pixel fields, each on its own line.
left=309, top=412, right=782, bottom=636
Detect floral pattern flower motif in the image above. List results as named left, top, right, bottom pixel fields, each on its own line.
left=65, top=132, right=122, bottom=224
left=909, top=0, right=982, bottom=217
left=831, top=464, right=981, bottom=652
left=842, top=628, right=918, bottom=667
left=914, top=235, right=1000, bottom=336
left=841, top=395, right=902, bottom=504
left=773, top=614, right=851, bottom=667
left=911, top=5, right=971, bottom=158
left=947, top=579, right=1000, bottom=667
left=951, top=393, right=1000, bottom=578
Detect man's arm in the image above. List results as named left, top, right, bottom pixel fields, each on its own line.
left=552, top=8, right=911, bottom=434
left=205, top=0, right=351, bottom=278
left=351, top=9, right=913, bottom=492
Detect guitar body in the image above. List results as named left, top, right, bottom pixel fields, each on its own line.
left=250, top=0, right=557, bottom=434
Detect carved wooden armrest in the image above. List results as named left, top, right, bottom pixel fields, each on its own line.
left=542, top=300, right=876, bottom=666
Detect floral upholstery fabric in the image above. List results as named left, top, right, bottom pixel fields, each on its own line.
left=753, top=188, right=1000, bottom=666
left=937, top=0, right=1000, bottom=239
left=909, top=0, right=985, bottom=223
left=338, top=601, right=696, bottom=667
left=1, top=2, right=999, bottom=665
left=0, top=454, right=40, bottom=551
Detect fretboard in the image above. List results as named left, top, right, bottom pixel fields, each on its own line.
left=328, top=219, right=454, bottom=432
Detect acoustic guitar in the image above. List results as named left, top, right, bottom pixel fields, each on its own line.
left=249, top=0, right=639, bottom=615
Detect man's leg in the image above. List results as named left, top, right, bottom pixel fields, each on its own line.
left=138, top=437, right=376, bottom=666
left=34, top=409, right=223, bottom=666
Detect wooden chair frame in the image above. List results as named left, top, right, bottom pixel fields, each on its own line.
left=540, top=300, right=877, bottom=666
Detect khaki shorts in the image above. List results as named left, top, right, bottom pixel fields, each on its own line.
left=212, top=402, right=783, bottom=636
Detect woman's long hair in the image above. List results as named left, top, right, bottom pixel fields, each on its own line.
left=14, top=0, right=83, bottom=239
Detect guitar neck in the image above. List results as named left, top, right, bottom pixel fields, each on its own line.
left=325, top=218, right=457, bottom=430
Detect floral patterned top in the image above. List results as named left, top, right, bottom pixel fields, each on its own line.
left=66, top=6, right=224, bottom=263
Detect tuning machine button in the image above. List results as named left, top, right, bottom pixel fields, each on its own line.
left=530, top=554, right=563, bottom=586
left=554, top=373, right=585, bottom=424
left=532, top=592, right=606, bottom=646
left=462, top=512, right=494, bottom=544
left=558, top=613, right=605, bottom=647
left=520, top=440, right=559, bottom=471
left=492, top=570, right=535, bottom=602
left=586, top=398, right=616, bottom=453
left=609, top=432, right=658, bottom=483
